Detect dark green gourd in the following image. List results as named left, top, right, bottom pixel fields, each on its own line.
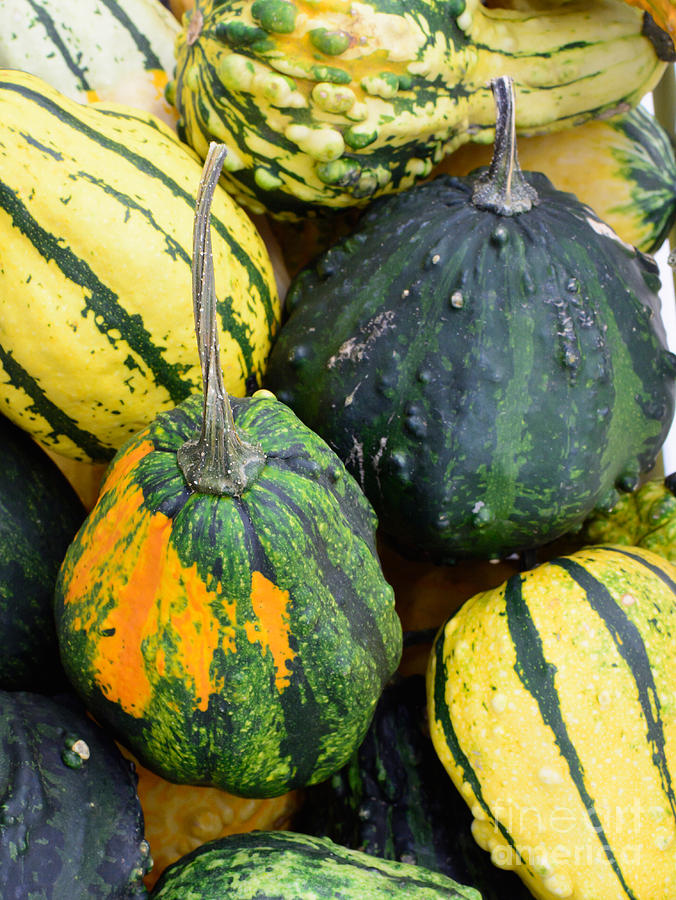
left=0, top=690, right=151, bottom=898
left=264, top=77, right=676, bottom=563
left=298, top=675, right=531, bottom=900
left=150, top=830, right=481, bottom=899
left=0, top=415, right=84, bottom=691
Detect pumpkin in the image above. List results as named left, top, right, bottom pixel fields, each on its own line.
left=624, top=1, right=676, bottom=38
left=168, top=0, right=665, bottom=216
left=150, top=831, right=481, bottom=899
left=264, top=76, right=676, bottom=563
left=0, top=690, right=151, bottom=898
left=0, top=0, right=180, bottom=127
left=582, top=476, right=676, bottom=563
left=0, top=69, right=280, bottom=462
left=433, top=103, right=676, bottom=255
left=54, top=144, right=402, bottom=798
left=427, top=544, right=676, bottom=900
left=299, top=674, right=533, bottom=900
left=121, top=748, right=302, bottom=888
left=0, top=414, right=84, bottom=692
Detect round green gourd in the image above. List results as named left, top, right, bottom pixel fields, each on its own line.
left=0, top=690, right=151, bottom=898
left=150, top=830, right=481, bottom=899
left=0, top=414, right=84, bottom=691
left=264, top=77, right=676, bottom=563
left=54, top=144, right=402, bottom=798
left=427, top=544, right=676, bottom=900
left=168, top=0, right=667, bottom=216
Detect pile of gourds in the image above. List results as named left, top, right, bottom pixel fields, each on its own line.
left=2, top=0, right=676, bottom=898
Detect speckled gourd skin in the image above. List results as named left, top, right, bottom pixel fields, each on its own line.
left=54, top=392, right=402, bottom=798
left=583, top=477, right=676, bottom=564
left=169, top=0, right=666, bottom=216
left=264, top=172, right=676, bottom=563
left=0, top=414, right=84, bottom=692
left=0, top=691, right=151, bottom=899
left=150, top=830, right=482, bottom=898
left=427, top=545, right=676, bottom=900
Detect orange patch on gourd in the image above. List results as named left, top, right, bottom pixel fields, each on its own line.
left=62, top=456, right=231, bottom=717
left=245, top=572, right=296, bottom=693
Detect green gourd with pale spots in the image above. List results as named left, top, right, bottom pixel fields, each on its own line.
left=150, top=830, right=482, bottom=898
left=54, top=144, right=401, bottom=798
left=168, top=0, right=668, bottom=216
left=264, top=78, right=676, bottom=563
left=0, top=690, right=151, bottom=898
left=583, top=476, right=676, bottom=563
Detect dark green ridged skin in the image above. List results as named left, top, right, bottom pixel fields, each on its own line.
left=150, top=830, right=482, bottom=899
left=0, top=690, right=150, bottom=899
left=299, top=675, right=531, bottom=900
left=54, top=393, right=402, bottom=798
left=606, top=103, right=676, bottom=254
left=0, top=415, right=84, bottom=691
left=264, top=172, right=676, bottom=563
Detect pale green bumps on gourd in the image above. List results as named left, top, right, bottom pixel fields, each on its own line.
left=583, top=476, right=676, bottom=564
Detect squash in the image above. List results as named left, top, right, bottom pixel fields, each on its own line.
left=0, top=690, right=151, bottom=898
left=0, top=69, right=280, bottom=462
left=624, top=1, right=676, bottom=38
left=264, top=76, right=676, bottom=563
left=150, top=830, right=482, bottom=899
left=54, top=144, right=402, bottom=798
left=168, top=0, right=666, bottom=216
left=0, top=0, right=180, bottom=127
left=427, top=544, right=676, bottom=900
left=583, top=476, right=676, bottom=563
left=300, top=674, right=533, bottom=900
left=0, top=414, right=84, bottom=692
left=121, top=749, right=301, bottom=888
left=433, top=104, right=676, bottom=255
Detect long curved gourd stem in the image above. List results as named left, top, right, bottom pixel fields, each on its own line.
left=472, top=76, right=539, bottom=216
left=177, top=142, right=266, bottom=496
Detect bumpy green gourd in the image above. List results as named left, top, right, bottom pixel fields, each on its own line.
left=264, top=77, right=676, bottom=562
left=583, top=476, right=676, bottom=563
left=0, top=690, right=151, bottom=898
left=169, top=0, right=667, bottom=216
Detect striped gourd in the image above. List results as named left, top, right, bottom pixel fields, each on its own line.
left=169, top=0, right=667, bottom=216
left=583, top=477, right=676, bottom=564
left=150, top=831, right=482, bottom=898
left=0, top=0, right=180, bottom=126
left=427, top=545, right=676, bottom=900
left=433, top=104, right=676, bottom=255
left=54, top=145, right=402, bottom=798
left=0, top=69, right=280, bottom=462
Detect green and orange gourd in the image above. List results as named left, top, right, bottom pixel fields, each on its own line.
left=54, top=143, right=402, bottom=799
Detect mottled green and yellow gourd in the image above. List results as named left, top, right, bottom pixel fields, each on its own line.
left=428, top=545, right=676, bottom=900
left=583, top=477, right=676, bottom=564
left=170, top=0, right=667, bottom=216
left=0, top=69, right=280, bottom=462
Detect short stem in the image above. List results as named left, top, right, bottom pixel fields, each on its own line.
left=472, top=76, right=539, bottom=216
left=177, top=143, right=266, bottom=496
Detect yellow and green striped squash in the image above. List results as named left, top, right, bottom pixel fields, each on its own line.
left=427, top=545, right=676, bottom=900
left=0, top=69, right=280, bottom=462
left=169, top=0, right=667, bottom=216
